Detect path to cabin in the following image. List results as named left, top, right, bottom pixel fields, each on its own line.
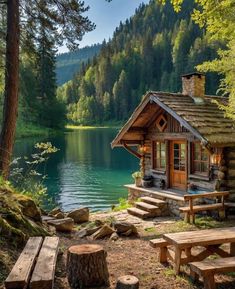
left=51, top=211, right=235, bottom=289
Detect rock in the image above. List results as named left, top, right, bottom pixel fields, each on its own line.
left=49, top=207, right=62, bottom=216
left=47, top=217, right=74, bottom=232
left=41, top=215, right=56, bottom=222
left=91, top=224, right=114, bottom=240
left=76, top=228, right=88, bottom=238
left=76, top=226, right=101, bottom=238
left=67, top=207, right=89, bottom=223
left=94, top=219, right=104, bottom=226
left=54, top=212, right=65, bottom=219
left=113, top=221, right=138, bottom=236
left=110, top=232, right=119, bottom=241
left=16, top=195, right=42, bottom=222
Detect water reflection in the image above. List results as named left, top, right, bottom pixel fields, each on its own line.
left=14, top=129, right=138, bottom=211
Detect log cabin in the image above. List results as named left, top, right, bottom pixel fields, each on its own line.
left=111, top=73, right=235, bottom=216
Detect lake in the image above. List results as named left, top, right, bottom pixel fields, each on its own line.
left=13, top=128, right=139, bottom=212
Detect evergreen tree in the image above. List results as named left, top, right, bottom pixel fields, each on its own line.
left=0, top=0, right=94, bottom=177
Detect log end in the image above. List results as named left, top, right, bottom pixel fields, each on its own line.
left=68, top=244, right=103, bottom=255
left=116, top=275, right=139, bottom=289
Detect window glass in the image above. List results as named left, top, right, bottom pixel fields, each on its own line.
left=192, top=143, right=209, bottom=175
left=153, top=141, right=166, bottom=170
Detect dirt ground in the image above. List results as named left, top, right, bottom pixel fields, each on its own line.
left=53, top=211, right=235, bottom=289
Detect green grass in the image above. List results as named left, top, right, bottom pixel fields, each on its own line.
left=66, top=120, right=123, bottom=130
left=111, top=197, right=132, bottom=212
left=16, top=123, right=56, bottom=138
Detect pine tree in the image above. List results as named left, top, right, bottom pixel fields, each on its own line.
left=0, top=0, right=95, bottom=177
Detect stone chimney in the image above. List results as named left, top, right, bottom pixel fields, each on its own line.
left=182, top=73, right=205, bottom=99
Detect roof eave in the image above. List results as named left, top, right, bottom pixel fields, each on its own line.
left=111, top=91, right=152, bottom=148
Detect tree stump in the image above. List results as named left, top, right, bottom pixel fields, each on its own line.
left=116, top=275, right=139, bottom=289
left=67, top=244, right=109, bottom=288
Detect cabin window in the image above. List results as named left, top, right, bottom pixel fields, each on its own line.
left=153, top=141, right=166, bottom=170
left=156, top=114, right=167, bottom=132
left=192, top=143, right=209, bottom=175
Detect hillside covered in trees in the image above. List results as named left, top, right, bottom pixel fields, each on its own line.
left=56, top=44, right=101, bottom=85
left=57, top=0, right=221, bottom=126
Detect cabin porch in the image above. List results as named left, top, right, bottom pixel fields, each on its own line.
left=125, top=184, right=185, bottom=217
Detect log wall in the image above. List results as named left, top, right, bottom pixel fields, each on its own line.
left=225, top=147, right=235, bottom=201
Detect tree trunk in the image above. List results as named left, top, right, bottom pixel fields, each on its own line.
left=0, top=0, right=20, bottom=179
left=67, top=244, right=109, bottom=288
left=116, top=275, right=139, bottom=289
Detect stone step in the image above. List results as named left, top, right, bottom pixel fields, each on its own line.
left=127, top=207, right=151, bottom=219
left=135, top=201, right=159, bottom=213
left=140, top=196, right=166, bottom=207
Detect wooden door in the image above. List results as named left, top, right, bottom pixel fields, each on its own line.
left=170, top=140, right=187, bottom=190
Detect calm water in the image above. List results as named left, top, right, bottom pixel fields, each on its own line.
left=13, top=128, right=138, bottom=212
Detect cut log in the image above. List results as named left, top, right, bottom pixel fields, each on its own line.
left=30, top=237, right=59, bottom=289
left=47, top=217, right=74, bottom=232
left=67, top=244, right=109, bottom=288
left=116, top=275, right=139, bottom=289
left=5, top=237, right=43, bottom=289
left=91, top=224, right=114, bottom=240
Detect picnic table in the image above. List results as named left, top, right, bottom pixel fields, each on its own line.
left=162, top=227, right=235, bottom=274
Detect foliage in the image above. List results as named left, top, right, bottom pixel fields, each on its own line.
left=132, top=171, right=142, bottom=179
left=165, top=0, right=235, bottom=118
left=112, top=197, right=132, bottom=212
left=10, top=142, right=58, bottom=206
left=56, top=44, right=101, bottom=85
left=58, top=0, right=221, bottom=125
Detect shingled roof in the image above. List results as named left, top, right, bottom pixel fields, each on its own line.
left=111, top=91, right=235, bottom=148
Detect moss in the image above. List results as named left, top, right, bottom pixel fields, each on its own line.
left=0, top=185, right=48, bottom=245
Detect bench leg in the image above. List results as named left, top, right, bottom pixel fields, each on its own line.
left=190, top=268, right=199, bottom=282
left=174, top=248, right=182, bottom=274
left=159, top=246, right=168, bottom=263
left=203, top=274, right=215, bottom=289
left=190, top=213, right=195, bottom=224
left=184, top=212, right=190, bottom=223
left=218, top=209, right=225, bottom=220
left=230, top=242, right=235, bottom=256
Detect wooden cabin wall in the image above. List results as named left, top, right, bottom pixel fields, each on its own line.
left=225, top=147, right=235, bottom=201
left=141, top=112, right=223, bottom=192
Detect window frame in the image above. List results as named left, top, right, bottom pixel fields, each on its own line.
left=192, top=142, right=210, bottom=176
left=152, top=141, right=166, bottom=172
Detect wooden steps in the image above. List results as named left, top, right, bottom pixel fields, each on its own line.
left=140, top=196, right=166, bottom=207
left=127, top=207, right=151, bottom=219
left=127, top=195, right=167, bottom=219
left=135, top=202, right=160, bottom=214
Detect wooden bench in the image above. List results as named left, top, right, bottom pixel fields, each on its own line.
left=189, top=257, right=235, bottom=289
left=150, top=238, right=169, bottom=263
left=5, top=236, right=59, bottom=289
left=179, top=191, right=229, bottom=224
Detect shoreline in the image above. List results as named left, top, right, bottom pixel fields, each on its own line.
left=15, top=123, right=122, bottom=139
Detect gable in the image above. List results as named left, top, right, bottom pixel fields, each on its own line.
left=111, top=91, right=235, bottom=148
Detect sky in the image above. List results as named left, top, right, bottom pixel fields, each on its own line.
left=58, top=0, right=150, bottom=53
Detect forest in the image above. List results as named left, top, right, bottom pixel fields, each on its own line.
left=1, top=0, right=235, bottom=289
left=57, top=0, right=221, bottom=125
left=56, top=44, right=101, bottom=86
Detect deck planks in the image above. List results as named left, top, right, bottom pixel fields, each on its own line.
left=30, top=236, right=59, bottom=289
left=5, top=237, right=43, bottom=289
